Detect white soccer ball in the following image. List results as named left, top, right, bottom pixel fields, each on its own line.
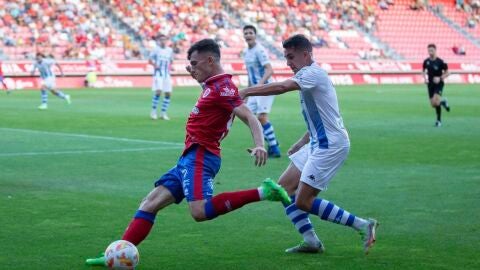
left=104, top=240, right=139, bottom=270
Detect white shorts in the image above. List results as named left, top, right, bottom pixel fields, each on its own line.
left=246, top=96, right=275, bottom=114
left=152, top=76, right=172, bottom=92
left=41, top=77, right=56, bottom=89
left=289, top=145, right=350, bottom=191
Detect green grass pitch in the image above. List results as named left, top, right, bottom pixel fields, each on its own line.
left=0, top=84, right=479, bottom=270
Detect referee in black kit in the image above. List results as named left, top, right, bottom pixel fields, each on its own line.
left=423, top=44, right=451, bottom=127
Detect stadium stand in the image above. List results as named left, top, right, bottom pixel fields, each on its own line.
left=1, top=0, right=479, bottom=62
left=0, top=0, right=130, bottom=60
left=370, top=0, right=480, bottom=61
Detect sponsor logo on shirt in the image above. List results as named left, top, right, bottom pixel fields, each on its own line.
left=220, top=86, right=236, bottom=96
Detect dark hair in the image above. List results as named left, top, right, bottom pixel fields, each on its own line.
left=243, top=25, right=257, bottom=34
left=36, top=52, right=44, bottom=58
left=427, top=44, right=436, bottom=49
left=157, top=34, right=167, bottom=39
left=283, top=34, right=312, bottom=53
left=187, top=39, right=221, bottom=61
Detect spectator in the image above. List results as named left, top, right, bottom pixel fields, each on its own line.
left=452, top=44, right=466, bottom=55
left=379, top=0, right=389, bottom=10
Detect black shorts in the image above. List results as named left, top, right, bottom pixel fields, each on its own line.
left=427, top=82, right=444, bottom=99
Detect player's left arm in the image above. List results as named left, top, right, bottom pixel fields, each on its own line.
left=239, top=79, right=299, bottom=99
left=233, top=104, right=268, bottom=167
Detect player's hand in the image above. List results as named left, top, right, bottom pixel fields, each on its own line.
left=433, top=77, right=441, bottom=84
left=247, top=147, right=267, bottom=167
left=287, top=143, right=303, bottom=156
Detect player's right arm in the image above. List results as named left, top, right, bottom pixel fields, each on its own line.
left=287, top=132, right=310, bottom=155
left=239, top=79, right=299, bottom=99
left=422, top=60, right=428, bottom=84
left=233, top=104, right=267, bottom=167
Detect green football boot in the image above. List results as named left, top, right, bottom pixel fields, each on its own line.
left=261, top=178, right=291, bottom=205
left=85, top=252, right=106, bottom=266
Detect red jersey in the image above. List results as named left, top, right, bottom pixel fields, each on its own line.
left=184, top=73, right=243, bottom=157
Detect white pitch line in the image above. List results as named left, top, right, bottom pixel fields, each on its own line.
left=0, top=146, right=182, bottom=157
left=0, top=127, right=183, bottom=146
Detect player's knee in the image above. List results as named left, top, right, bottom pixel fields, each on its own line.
left=257, top=114, right=268, bottom=124
left=190, top=209, right=207, bottom=222
left=189, top=202, right=207, bottom=222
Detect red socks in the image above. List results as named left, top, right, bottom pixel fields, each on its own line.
left=122, top=210, right=156, bottom=246
left=205, top=189, right=260, bottom=219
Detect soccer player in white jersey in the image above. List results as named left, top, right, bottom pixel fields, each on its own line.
left=240, top=35, right=378, bottom=254
left=31, top=53, right=71, bottom=110
left=149, top=34, right=174, bottom=120
left=242, top=25, right=281, bottom=157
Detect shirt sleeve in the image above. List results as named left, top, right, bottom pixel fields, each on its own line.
left=442, top=60, right=448, bottom=71
left=256, top=47, right=270, bottom=66
left=291, top=67, right=317, bottom=91
left=422, top=60, right=427, bottom=70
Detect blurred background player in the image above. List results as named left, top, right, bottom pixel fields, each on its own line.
left=242, top=25, right=281, bottom=158
left=240, top=34, right=377, bottom=254
left=31, top=53, right=70, bottom=110
left=85, top=39, right=290, bottom=266
left=423, top=44, right=450, bottom=127
left=149, top=34, right=174, bottom=120
left=0, top=60, right=10, bottom=94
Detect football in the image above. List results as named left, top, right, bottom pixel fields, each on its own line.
left=105, top=240, right=139, bottom=270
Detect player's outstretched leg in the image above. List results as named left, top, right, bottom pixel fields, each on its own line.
left=86, top=185, right=175, bottom=266
left=296, top=183, right=378, bottom=254
left=38, top=89, right=48, bottom=110
left=51, top=89, right=71, bottom=104
left=201, top=179, right=290, bottom=220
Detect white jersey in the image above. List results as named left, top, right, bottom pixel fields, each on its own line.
left=291, top=62, right=350, bottom=150
left=149, top=45, right=173, bottom=78
left=33, top=58, right=56, bottom=79
left=243, top=44, right=272, bottom=86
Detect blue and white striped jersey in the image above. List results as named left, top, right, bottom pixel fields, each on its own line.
left=33, top=58, right=56, bottom=79
left=291, top=63, right=350, bottom=150
left=149, top=46, right=174, bottom=78
left=242, top=44, right=272, bottom=86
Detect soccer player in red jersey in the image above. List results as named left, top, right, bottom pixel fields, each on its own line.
left=86, top=39, right=290, bottom=266
left=0, top=61, right=10, bottom=93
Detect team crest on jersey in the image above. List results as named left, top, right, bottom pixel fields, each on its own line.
left=220, top=86, right=236, bottom=96
left=203, top=88, right=211, bottom=98
left=191, top=106, right=199, bottom=115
